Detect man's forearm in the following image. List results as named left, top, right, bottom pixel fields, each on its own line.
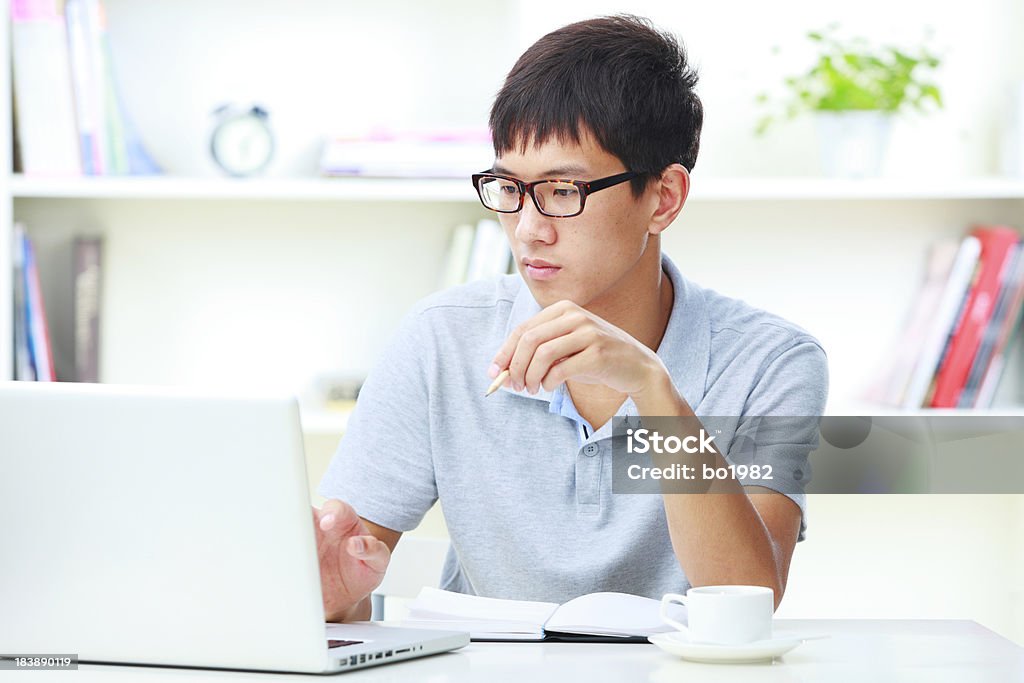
left=631, top=375, right=786, bottom=609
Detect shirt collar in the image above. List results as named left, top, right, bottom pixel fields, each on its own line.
left=498, top=253, right=710, bottom=411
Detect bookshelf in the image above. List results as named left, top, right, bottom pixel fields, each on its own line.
left=8, top=175, right=476, bottom=202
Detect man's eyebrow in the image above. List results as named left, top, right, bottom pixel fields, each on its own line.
left=491, top=163, right=590, bottom=178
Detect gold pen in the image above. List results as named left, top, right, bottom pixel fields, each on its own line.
left=485, top=369, right=510, bottom=397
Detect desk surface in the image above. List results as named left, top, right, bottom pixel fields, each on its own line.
left=8, top=620, right=1024, bottom=682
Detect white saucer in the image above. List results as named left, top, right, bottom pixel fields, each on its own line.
left=648, top=630, right=826, bottom=664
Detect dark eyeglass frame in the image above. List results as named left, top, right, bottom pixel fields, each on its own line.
left=471, top=170, right=643, bottom=218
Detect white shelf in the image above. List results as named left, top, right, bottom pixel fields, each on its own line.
left=8, top=175, right=475, bottom=202
left=9, top=174, right=1024, bottom=202
left=693, top=176, right=1024, bottom=201
left=828, top=402, right=1024, bottom=416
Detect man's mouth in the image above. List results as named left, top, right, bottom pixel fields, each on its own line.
left=522, top=258, right=562, bottom=281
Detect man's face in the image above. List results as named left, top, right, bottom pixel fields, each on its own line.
left=492, top=130, right=658, bottom=309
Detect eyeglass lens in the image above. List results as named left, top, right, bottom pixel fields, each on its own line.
left=477, top=177, right=583, bottom=217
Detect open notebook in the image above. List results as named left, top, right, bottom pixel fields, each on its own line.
left=401, top=588, right=687, bottom=641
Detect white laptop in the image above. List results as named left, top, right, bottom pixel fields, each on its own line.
left=0, top=381, right=468, bottom=674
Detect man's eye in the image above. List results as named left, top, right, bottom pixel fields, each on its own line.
left=500, top=184, right=518, bottom=194
left=553, top=187, right=578, bottom=198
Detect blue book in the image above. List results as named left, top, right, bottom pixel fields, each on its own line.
left=22, top=232, right=56, bottom=381
left=12, top=225, right=36, bottom=381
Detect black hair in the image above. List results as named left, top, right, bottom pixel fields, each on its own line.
left=489, top=14, right=703, bottom=197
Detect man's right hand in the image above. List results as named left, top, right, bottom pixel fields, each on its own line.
left=313, top=499, right=393, bottom=622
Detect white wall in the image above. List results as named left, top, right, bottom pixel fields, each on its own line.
left=514, top=0, right=1024, bottom=178
left=97, top=0, right=1024, bottom=180
left=102, top=0, right=517, bottom=177
left=778, top=494, right=1024, bottom=645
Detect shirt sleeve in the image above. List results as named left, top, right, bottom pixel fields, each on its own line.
left=732, top=337, right=829, bottom=542
left=317, top=306, right=438, bottom=532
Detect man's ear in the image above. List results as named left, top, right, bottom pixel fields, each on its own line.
left=648, top=164, right=689, bottom=236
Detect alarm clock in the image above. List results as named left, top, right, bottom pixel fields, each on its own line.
left=209, top=104, right=275, bottom=177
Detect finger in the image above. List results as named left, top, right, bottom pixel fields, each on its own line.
left=347, top=535, right=391, bottom=574
left=311, top=507, right=324, bottom=542
left=507, top=312, right=588, bottom=392
left=523, top=328, right=592, bottom=393
left=490, top=300, right=579, bottom=379
left=540, top=347, right=597, bottom=392
left=318, top=499, right=358, bottom=533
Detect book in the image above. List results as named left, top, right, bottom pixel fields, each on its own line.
left=464, top=219, right=511, bottom=283
left=930, top=226, right=1021, bottom=408
left=12, top=224, right=36, bottom=381
left=73, top=237, right=103, bottom=382
left=864, top=239, right=963, bottom=406
left=21, top=230, right=57, bottom=381
left=901, top=236, right=982, bottom=408
left=402, top=587, right=686, bottom=641
left=974, top=245, right=1024, bottom=407
left=10, top=0, right=83, bottom=176
left=320, top=128, right=492, bottom=178
left=439, top=223, right=475, bottom=290
left=958, top=243, right=1024, bottom=407
left=64, top=0, right=160, bottom=176
left=64, top=0, right=103, bottom=174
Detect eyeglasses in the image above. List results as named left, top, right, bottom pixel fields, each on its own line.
left=471, top=170, right=642, bottom=218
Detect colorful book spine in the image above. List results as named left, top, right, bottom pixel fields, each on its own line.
left=22, top=232, right=57, bottom=381
left=64, top=0, right=102, bottom=174
left=65, top=0, right=160, bottom=175
left=12, top=224, right=37, bottom=381
left=92, top=0, right=130, bottom=174
left=929, top=226, right=1021, bottom=408
left=10, top=0, right=83, bottom=176
left=973, top=246, right=1024, bottom=407
left=958, top=243, right=1024, bottom=407
left=865, top=240, right=960, bottom=406
left=901, top=236, right=982, bottom=409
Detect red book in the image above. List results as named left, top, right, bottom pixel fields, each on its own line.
left=929, top=225, right=1021, bottom=408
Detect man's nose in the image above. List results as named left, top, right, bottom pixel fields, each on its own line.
left=513, top=193, right=557, bottom=245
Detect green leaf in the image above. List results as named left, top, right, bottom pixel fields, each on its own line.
left=761, top=27, right=942, bottom=120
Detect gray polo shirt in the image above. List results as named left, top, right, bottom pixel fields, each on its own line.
left=318, top=254, right=828, bottom=603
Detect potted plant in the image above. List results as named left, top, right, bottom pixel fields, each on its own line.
left=755, top=26, right=943, bottom=177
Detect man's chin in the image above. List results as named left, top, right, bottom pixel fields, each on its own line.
left=522, top=279, right=585, bottom=309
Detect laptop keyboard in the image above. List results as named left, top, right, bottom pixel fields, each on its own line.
left=327, top=640, right=364, bottom=648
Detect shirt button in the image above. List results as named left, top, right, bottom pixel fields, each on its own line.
left=583, top=443, right=600, bottom=457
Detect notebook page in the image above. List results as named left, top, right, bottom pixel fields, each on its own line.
left=405, top=587, right=558, bottom=632
left=544, top=592, right=686, bottom=637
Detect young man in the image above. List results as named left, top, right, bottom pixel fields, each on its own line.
left=315, top=15, right=827, bottom=622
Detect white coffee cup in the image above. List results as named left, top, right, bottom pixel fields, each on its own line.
left=661, top=585, right=774, bottom=645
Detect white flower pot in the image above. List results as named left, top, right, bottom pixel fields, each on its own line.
left=815, top=111, right=892, bottom=178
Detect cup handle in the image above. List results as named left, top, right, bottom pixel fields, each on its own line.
left=660, top=593, right=689, bottom=633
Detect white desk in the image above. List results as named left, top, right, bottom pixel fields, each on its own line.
left=7, top=620, right=1023, bottom=682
